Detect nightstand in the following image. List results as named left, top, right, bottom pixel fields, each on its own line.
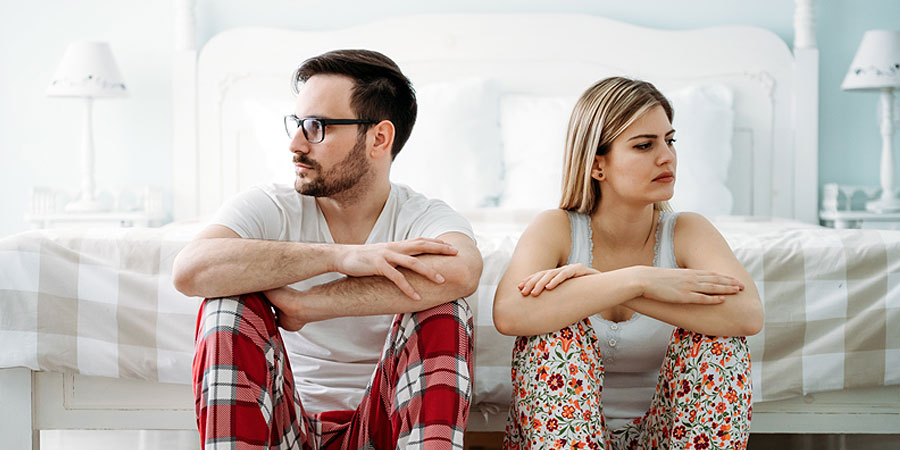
left=25, top=186, right=168, bottom=229
left=819, top=209, right=900, bottom=230
left=819, top=183, right=900, bottom=229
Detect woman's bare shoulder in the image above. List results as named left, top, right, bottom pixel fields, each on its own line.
left=526, top=208, right=572, bottom=235
left=673, top=211, right=718, bottom=235
left=673, top=211, right=733, bottom=267
left=517, top=209, right=573, bottom=262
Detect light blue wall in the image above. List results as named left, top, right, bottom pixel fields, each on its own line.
left=0, top=1, right=897, bottom=237
left=819, top=0, right=900, bottom=188
left=193, top=0, right=795, bottom=43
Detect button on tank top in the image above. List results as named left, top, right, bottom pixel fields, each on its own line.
left=565, top=210, right=680, bottom=430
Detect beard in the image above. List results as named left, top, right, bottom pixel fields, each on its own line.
left=294, top=133, right=371, bottom=197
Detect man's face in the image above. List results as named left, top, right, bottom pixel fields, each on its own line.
left=290, top=74, right=371, bottom=197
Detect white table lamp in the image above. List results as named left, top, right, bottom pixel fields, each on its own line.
left=46, top=41, right=127, bottom=212
left=842, top=30, right=900, bottom=213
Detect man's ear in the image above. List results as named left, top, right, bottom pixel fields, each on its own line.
left=370, top=120, right=395, bottom=160
left=591, top=155, right=606, bottom=181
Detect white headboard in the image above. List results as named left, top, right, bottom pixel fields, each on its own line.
left=172, top=2, right=819, bottom=223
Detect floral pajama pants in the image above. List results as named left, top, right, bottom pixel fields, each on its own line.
left=504, top=320, right=752, bottom=450
left=193, top=292, right=474, bottom=450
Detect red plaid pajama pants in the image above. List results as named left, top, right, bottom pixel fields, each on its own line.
left=192, top=292, right=474, bottom=449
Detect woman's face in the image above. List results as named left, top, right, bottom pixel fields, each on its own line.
left=597, top=104, right=677, bottom=206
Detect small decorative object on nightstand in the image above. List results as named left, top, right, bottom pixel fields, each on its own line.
left=25, top=186, right=167, bottom=229
left=820, top=183, right=900, bottom=229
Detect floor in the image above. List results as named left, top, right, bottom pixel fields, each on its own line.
left=464, top=433, right=900, bottom=450
left=38, top=430, right=900, bottom=450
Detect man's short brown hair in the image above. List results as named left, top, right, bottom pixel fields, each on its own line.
left=292, top=49, right=417, bottom=160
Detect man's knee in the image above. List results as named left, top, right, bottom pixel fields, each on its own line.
left=410, top=298, right=473, bottom=329
left=197, top=293, right=279, bottom=348
left=198, top=296, right=244, bottom=340
left=394, top=298, right=474, bottom=352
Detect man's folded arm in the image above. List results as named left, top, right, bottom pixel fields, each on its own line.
left=268, top=232, right=483, bottom=328
left=172, top=224, right=338, bottom=298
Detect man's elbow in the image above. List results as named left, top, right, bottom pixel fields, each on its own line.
left=444, top=255, right=482, bottom=298
left=172, top=251, right=201, bottom=297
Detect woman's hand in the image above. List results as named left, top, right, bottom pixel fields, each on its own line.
left=518, top=263, right=600, bottom=296
left=634, top=266, right=744, bottom=304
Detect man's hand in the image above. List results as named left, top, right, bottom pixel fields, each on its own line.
left=264, top=286, right=307, bottom=331
left=261, top=232, right=480, bottom=327
left=333, top=238, right=459, bottom=300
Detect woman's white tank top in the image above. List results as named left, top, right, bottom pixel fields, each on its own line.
left=565, top=210, right=680, bottom=430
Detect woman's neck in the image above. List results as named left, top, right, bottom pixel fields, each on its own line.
left=590, top=201, right=658, bottom=251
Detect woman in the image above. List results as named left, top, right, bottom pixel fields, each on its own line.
left=493, top=77, right=763, bottom=450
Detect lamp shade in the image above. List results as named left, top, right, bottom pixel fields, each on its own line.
left=842, top=30, right=900, bottom=91
left=46, top=41, right=127, bottom=98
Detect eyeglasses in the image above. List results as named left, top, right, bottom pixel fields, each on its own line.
left=283, top=114, right=376, bottom=144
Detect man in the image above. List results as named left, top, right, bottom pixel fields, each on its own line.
left=173, top=49, right=483, bottom=449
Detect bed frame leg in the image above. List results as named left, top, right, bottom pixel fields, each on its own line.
left=0, top=368, right=38, bottom=450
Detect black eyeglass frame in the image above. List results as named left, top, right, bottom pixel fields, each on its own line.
left=283, top=114, right=377, bottom=143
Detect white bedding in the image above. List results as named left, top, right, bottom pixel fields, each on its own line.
left=2, top=215, right=898, bottom=407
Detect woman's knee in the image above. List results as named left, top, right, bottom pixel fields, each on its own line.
left=664, top=329, right=752, bottom=398
left=669, top=329, right=750, bottom=364
left=511, top=321, right=603, bottom=396
left=512, top=321, right=599, bottom=363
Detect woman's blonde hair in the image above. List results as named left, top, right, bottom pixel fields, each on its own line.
left=559, top=77, right=674, bottom=214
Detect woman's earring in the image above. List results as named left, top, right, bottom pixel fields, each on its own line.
left=593, top=168, right=605, bottom=181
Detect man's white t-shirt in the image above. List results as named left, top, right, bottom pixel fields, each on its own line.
left=211, top=182, right=475, bottom=414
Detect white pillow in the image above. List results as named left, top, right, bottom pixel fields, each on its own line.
left=499, top=95, right=577, bottom=210
left=497, top=85, right=734, bottom=216
left=243, top=98, right=296, bottom=187
left=667, top=84, right=734, bottom=217
left=391, top=78, right=503, bottom=210
left=243, top=78, right=506, bottom=211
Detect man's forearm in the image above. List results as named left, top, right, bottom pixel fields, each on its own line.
left=287, top=251, right=481, bottom=323
left=173, top=238, right=336, bottom=298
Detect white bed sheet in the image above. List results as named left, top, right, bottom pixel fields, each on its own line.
left=1, top=214, right=898, bottom=408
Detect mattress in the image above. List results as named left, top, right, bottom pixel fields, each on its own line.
left=1, top=214, right=898, bottom=408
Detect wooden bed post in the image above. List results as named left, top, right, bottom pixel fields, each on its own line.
left=793, top=0, right=819, bottom=223
left=172, top=0, right=198, bottom=221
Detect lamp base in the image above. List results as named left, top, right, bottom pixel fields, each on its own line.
left=65, top=198, right=106, bottom=213
left=866, top=196, right=900, bottom=213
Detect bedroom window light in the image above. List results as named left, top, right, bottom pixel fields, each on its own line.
left=283, top=115, right=375, bottom=143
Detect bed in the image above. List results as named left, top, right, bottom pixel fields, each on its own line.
left=2, top=1, right=900, bottom=449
